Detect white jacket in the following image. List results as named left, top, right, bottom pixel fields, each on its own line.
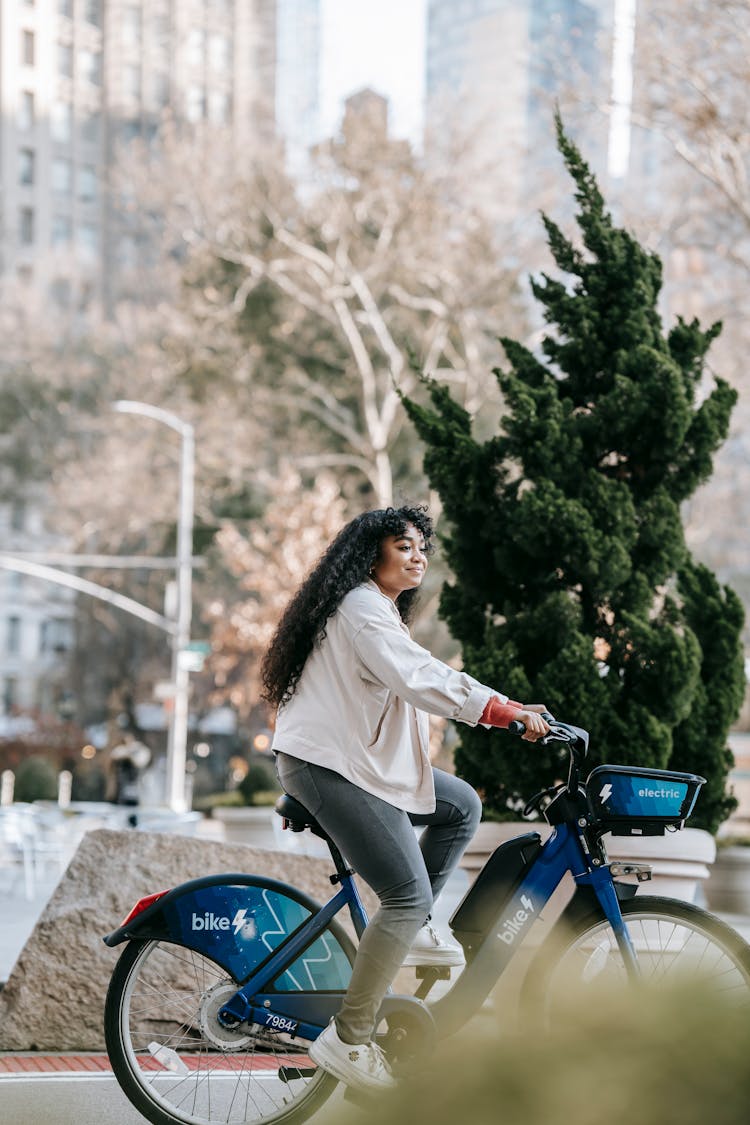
left=272, top=579, right=507, bottom=813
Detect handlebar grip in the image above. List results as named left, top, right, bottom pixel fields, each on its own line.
left=508, top=719, right=526, bottom=735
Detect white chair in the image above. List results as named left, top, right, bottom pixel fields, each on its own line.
left=0, top=806, right=37, bottom=900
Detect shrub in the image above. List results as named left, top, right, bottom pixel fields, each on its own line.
left=13, top=755, right=58, bottom=803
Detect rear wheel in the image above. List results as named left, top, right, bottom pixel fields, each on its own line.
left=105, top=929, right=354, bottom=1125
left=523, top=896, right=750, bottom=1020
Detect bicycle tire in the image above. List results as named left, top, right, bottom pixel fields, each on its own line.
left=522, top=895, right=750, bottom=1020
left=105, top=912, right=356, bottom=1125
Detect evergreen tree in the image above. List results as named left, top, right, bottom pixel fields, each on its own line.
left=402, top=116, right=743, bottom=833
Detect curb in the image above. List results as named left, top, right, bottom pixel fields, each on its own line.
left=0, top=1054, right=114, bottom=1077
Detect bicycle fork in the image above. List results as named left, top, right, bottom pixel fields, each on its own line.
left=585, top=865, right=641, bottom=979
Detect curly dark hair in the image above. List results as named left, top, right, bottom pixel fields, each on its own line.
left=261, top=505, right=434, bottom=708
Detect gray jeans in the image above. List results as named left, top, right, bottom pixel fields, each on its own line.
left=275, top=753, right=482, bottom=1044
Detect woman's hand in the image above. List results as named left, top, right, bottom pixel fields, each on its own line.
left=516, top=704, right=550, bottom=742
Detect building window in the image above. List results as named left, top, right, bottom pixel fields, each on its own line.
left=120, top=120, right=141, bottom=144
left=186, top=84, right=205, bottom=122
left=51, top=277, right=72, bottom=307
left=3, top=677, right=18, bottom=713
left=123, top=6, right=142, bottom=45
left=19, top=148, right=35, bottom=185
left=22, top=30, right=35, bottom=67
left=51, top=100, right=73, bottom=142
left=208, top=89, right=231, bottom=124
left=20, top=208, right=34, bottom=245
left=209, top=34, right=231, bottom=71
left=124, top=63, right=141, bottom=101
left=52, top=156, right=73, bottom=194
left=10, top=501, right=26, bottom=531
left=19, top=90, right=35, bottom=131
left=81, top=112, right=101, bottom=144
left=187, top=28, right=205, bottom=67
left=79, top=164, right=98, bottom=203
left=78, top=222, right=99, bottom=257
left=84, top=1, right=102, bottom=26
left=52, top=214, right=72, bottom=245
left=80, top=49, right=102, bottom=86
left=40, top=618, right=72, bottom=654
left=7, top=617, right=22, bottom=657
left=58, top=42, right=74, bottom=78
left=154, top=72, right=170, bottom=107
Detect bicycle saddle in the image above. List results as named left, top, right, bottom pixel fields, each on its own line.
left=274, top=792, right=321, bottom=833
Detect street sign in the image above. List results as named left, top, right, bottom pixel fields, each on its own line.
left=178, top=641, right=211, bottom=672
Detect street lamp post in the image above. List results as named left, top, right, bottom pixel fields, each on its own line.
left=113, top=400, right=195, bottom=812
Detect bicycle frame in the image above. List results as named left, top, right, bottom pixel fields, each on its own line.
left=431, top=820, right=638, bottom=1037
left=104, top=815, right=639, bottom=1047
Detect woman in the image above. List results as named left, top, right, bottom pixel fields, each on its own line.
left=261, top=505, right=549, bottom=1091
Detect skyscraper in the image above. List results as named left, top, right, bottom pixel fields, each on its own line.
left=0, top=0, right=278, bottom=727
left=425, top=0, right=611, bottom=223
left=0, top=0, right=277, bottom=308
left=275, top=0, right=321, bottom=178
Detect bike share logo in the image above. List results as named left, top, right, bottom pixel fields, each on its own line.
left=191, top=908, right=257, bottom=939
left=498, top=894, right=535, bottom=945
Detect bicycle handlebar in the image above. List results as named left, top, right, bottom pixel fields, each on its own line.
left=507, top=716, right=590, bottom=797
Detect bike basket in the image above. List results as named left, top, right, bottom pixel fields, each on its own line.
left=586, top=764, right=705, bottom=836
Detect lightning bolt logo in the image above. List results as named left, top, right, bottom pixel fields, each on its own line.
left=232, top=908, right=256, bottom=938
left=599, top=783, right=613, bottom=802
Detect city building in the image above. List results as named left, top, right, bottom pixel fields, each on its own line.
left=0, top=0, right=278, bottom=731
left=0, top=0, right=277, bottom=310
left=275, top=0, right=321, bottom=179
left=424, top=0, right=613, bottom=225
left=0, top=493, right=76, bottom=727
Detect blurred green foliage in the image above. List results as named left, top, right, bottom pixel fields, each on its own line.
left=13, top=755, right=58, bottom=803
left=342, top=984, right=750, bottom=1125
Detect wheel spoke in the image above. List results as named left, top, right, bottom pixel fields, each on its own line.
left=534, top=898, right=750, bottom=1024
left=106, top=931, right=350, bottom=1125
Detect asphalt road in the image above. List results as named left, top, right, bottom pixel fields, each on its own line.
left=0, top=1073, right=151, bottom=1125
left=0, top=1073, right=354, bottom=1125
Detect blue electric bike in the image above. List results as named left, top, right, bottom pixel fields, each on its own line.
left=103, top=719, right=750, bottom=1125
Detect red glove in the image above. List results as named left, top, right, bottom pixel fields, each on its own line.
left=480, top=696, right=523, bottom=728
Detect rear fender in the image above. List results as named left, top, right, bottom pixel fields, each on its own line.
left=102, top=873, right=354, bottom=990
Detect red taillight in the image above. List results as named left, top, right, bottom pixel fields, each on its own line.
left=120, top=889, right=170, bottom=927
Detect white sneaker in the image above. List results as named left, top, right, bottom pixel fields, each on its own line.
left=309, top=1019, right=396, bottom=1091
left=402, top=922, right=465, bottom=967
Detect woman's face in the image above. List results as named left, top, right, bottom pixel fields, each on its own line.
left=370, top=522, right=428, bottom=601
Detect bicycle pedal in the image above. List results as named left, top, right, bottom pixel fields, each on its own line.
left=278, top=1065, right=316, bottom=1084
left=414, top=965, right=452, bottom=980
left=343, top=1085, right=384, bottom=1108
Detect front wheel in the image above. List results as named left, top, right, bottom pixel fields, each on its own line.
left=105, top=935, right=353, bottom=1125
left=522, top=896, right=750, bottom=1020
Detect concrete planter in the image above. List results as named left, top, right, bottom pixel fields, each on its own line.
left=460, top=823, right=716, bottom=905
left=603, top=827, right=716, bottom=903
left=211, top=806, right=276, bottom=848
left=703, top=846, right=750, bottom=916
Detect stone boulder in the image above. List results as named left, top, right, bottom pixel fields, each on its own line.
left=0, top=828, right=377, bottom=1051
